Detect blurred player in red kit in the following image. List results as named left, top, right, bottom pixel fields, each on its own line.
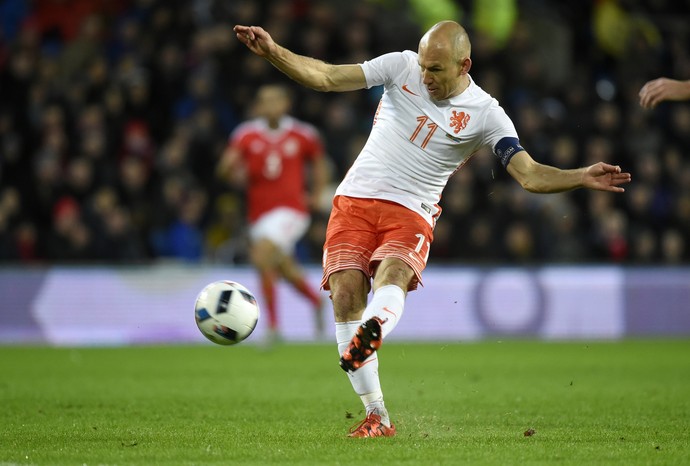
left=217, top=84, right=329, bottom=343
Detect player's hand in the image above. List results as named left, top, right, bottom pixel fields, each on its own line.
left=582, top=162, right=631, bottom=193
left=639, top=78, right=690, bottom=109
left=233, top=25, right=276, bottom=58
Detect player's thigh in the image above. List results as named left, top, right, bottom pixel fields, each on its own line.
left=249, top=238, right=282, bottom=269
left=321, top=196, right=379, bottom=291
left=371, top=203, right=433, bottom=291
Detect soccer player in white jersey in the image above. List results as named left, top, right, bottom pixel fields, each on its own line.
left=233, top=20, right=631, bottom=438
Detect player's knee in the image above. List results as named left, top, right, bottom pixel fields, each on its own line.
left=331, top=290, right=365, bottom=321
left=373, top=258, right=414, bottom=290
left=329, top=270, right=368, bottom=321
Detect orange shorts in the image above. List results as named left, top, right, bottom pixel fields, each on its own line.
left=321, top=196, right=434, bottom=291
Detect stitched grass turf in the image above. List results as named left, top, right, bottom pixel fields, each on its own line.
left=1, top=341, right=689, bottom=465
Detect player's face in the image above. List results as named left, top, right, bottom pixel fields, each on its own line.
left=255, top=87, right=291, bottom=122
left=418, top=45, right=464, bottom=101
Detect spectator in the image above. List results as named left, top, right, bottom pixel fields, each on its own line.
left=46, top=196, right=95, bottom=261
left=0, top=0, right=688, bottom=267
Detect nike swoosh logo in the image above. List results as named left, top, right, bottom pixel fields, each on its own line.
left=402, top=84, right=419, bottom=96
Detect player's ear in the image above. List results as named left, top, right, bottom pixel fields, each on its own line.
left=459, top=57, right=472, bottom=75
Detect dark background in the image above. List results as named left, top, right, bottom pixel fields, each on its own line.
left=1, top=0, right=689, bottom=266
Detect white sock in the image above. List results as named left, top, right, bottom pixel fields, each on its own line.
left=335, top=321, right=390, bottom=426
left=360, top=284, right=405, bottom=339
left=361, top=392, right=390, bottom=427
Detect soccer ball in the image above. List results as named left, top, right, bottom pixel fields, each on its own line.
left=194, top=280, right=260, bottom=345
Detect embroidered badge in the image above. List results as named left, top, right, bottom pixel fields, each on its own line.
left=449, top=110, right=470, bottom=134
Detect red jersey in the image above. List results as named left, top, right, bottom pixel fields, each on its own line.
left=229, top=116, right=324, bottom=222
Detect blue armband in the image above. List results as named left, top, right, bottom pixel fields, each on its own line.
left=493, top=137, right=524, bottom=168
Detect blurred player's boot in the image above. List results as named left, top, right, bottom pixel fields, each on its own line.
left=348, top=412, right=396, bottom=438
left=262, top=327, right=283, bottom=349
left=340, top=317, right=383, bottom=372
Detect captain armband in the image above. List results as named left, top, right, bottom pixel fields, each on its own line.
left=493, top=137, right=525, bottom=168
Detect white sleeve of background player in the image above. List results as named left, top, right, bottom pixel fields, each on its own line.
left=228, top=120, right=253, bottom=148
left=360, top=51, right=413, bottom=89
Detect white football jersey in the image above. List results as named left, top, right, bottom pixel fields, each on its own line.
left=335, top=50, right=519, bottom=227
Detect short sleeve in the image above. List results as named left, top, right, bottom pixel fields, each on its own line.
left=305, top=127, right=325, bottom=160
left=360, top=51, right=415, bottom=89
left=228, top=123, right=249, bottom=149
left=482, top=103, right=519, bottom=149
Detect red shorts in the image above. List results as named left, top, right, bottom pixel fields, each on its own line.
left=321, top=196, right=434, bottom=291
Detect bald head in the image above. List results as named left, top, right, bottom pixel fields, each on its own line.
left=418, top=21, right=472, bottom=100
left=420, top=21, right=471, bottom=62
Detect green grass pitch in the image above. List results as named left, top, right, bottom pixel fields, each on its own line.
left=1, top=340, right=689, bottom=465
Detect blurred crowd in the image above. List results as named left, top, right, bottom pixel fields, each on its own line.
left=1, top=0, right=689, bottom=265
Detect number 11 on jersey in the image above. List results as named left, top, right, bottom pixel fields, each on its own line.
left=409, top=116, right=438, bottom=150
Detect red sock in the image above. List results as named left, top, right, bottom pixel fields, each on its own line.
left=260, top=273, right=278, bottom=329
left=293, top=278, right=321, bottom=309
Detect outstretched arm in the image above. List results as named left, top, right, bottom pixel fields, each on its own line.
left=639, top=77, right=690, bottom=109
left=234, top=25, right=366, bottom=92
left=216, top=145, right=246, bottom=188
left=506, top=151, right=631, bottom=194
